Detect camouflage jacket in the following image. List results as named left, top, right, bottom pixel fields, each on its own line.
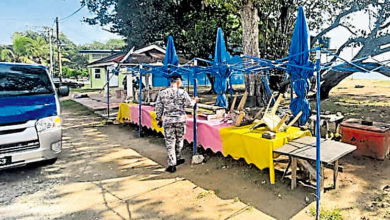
left=155, top=87, right=193, bottom=124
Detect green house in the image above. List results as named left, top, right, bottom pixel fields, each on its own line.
left=82, top=45, right=166, bottom=90
left=79, top=50, right=121, bottom=89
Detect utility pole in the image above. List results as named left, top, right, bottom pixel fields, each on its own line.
left=55, top=17, right=62, bottom=80
left=48, top=28, right=54, bottom=76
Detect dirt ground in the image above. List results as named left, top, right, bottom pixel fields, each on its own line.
left=1, top=78, right=389, bottom=219
left=0, top=100, right=273, bottom=220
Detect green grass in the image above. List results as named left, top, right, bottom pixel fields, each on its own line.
left=196, top=190, right=214, bottom=200
left=310, top=96, right=390, bottom=122
left=61, top=100, right=91, bottom=115
left=310, top=207, right=343, bottom=220
left=70, top=88, right=101, bottom=93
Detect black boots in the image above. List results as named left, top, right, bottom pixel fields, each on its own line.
left=165, top=166, right=176, bottom=173
left=176, top=158, right=185, bottom=166
left=166, top=159, right=185, bottom=173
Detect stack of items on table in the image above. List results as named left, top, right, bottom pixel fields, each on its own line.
left=307, top=112, right=344, bottom=140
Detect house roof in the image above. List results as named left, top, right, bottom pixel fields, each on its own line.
left=87, top=52, right=127, bottom=67
left=87, top=44, right=188, bottom=68
left=79, top=50, right=121, bottom=54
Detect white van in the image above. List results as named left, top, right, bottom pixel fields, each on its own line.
left=0, top=63, right=66, bottom=169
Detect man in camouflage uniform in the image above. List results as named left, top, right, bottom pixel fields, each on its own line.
left=155, top=75, right=197, bottom=173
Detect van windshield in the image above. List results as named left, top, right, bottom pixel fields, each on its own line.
left=0, top=65, right=54, bottom=97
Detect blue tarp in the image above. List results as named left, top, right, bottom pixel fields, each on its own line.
left=287, top=6, right=314, bottom=124
left=151, top=72, right=244, bottom=87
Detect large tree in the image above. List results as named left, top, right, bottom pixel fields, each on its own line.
left=82, top=0, right=390, bottom=100
left=205, top=0, right=304, bottom=105
left=308, top=0, right=390, bottom=99
left=82, top=0, right=241, bottom=92
left=81, top=0, right=240, bottom=59
left=0, top=30, right=119, bottom=79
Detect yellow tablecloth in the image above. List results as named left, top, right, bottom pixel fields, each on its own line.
left=117, top=103, right=312, bottom=184
left=116, top=103, right=132, bottom=123
left=220, top=125, right=311, bottom=184
left=150, top=111, right=164, bottom=134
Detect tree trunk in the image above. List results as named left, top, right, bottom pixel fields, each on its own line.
left=239, top=1, right=261, bottom=105
left=319, top=70, right=353, bottom=99
left=319, top=62, right=390, bottom=100
left=206, top=73, right=216, bottom=94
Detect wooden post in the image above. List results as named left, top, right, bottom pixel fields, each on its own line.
left=230, top=93, right=238, bottom=112
left=333, top=160, right=339, bottom=189
left=291, top=157, right=297, bottom=190
left=320, top=163, right=325, bottom=193
left=55, top=17, right=62, bottom=80
left=237, top=91, right=248, bottom=110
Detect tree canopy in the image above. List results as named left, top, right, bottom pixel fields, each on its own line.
left=82, top=0, right=390, bottom=99
left=0, top=30, right=126, bottom=79
left=82, top=0, right=241, bottom=59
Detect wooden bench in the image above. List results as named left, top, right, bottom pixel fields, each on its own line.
left=274, top=136, right=356, bottom=191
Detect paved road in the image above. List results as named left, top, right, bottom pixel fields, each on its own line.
left=0, top=101, right=273, bottom=220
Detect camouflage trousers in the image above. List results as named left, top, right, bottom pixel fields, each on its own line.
left=163, top=122, right=186, bottom=166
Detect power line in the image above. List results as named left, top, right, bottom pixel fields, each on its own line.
left=59, top=4, right=85, bottom=22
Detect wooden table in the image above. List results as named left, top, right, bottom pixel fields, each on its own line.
left=274, top=136, right=356, bottom=190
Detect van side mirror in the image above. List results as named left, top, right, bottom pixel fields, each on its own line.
left=58, top=85, right=70, bottom=97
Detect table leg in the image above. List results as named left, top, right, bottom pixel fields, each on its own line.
left=281, top=156, right=292, bottom=180
left=291, top=157, right=297, bottom=190
left=320, top=163, right=325, bottom=193
left=333, top=160, right=339, bottom=189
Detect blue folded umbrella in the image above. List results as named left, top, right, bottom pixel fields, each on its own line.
left=212, top=28, right=232, bottom=108
left=287, top=6, right=314, bottom=124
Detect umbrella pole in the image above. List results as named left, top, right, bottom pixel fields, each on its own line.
left=290, top=78, right=293, bottom=102
left=106, top=68, right=110, bottom=123
left=188, top=72, right=190, bottom=93
left=193, top=61, right=198, bottom=156
left=229, top=76, right=233, bottom=102
left=315, top=48, right=321, bottom=220
left=139, top=65, right=143, bottom=138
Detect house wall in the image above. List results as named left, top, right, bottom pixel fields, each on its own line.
left=90, top=67, right=129, bottom=89
left=118, top=68, right=127, bottom=89
left=90, top=67, right=106, bottom=89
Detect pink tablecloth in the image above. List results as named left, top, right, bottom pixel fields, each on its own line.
left=185, top=118, right=231, bottom=153
left=129, top=105, right=154, bottom=129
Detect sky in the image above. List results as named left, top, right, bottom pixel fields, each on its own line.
left=316, top=11, right=390, bottom=80
left=0, top=0, right=122, bottom=45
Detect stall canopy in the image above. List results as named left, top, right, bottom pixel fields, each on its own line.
left=287, top=6, right=314, bottom=124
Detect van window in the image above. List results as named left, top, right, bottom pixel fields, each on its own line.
left=0, top=65, right=54, bottom=97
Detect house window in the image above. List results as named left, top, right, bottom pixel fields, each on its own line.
left=94, top=69, right=101, bottom=79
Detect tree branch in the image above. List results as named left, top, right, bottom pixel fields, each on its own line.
left=360, top=62, right=390, bottom=77
left=311, top=2, right=366, bottom=47
left=381, top=21, right=390, bottom=30
left=329, top=36, right=366, bottom=63
left=339, top=23, right=357, bottom=36
left=356, top=33, right=390, bottom=58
